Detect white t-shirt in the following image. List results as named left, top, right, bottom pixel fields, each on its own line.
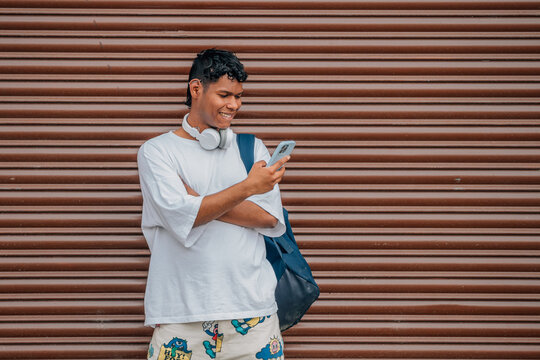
left=136, top=128, right=286, bottom=328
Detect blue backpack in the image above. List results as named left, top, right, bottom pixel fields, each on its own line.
left=236, top=133, right=320, bottom=331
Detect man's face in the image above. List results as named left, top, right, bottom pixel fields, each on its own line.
left=194, top=74, right=243, bottom=130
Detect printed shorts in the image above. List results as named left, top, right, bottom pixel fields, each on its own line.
left=146, top=312, right=284, bottom=360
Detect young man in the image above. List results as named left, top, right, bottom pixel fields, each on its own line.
left=137, top=48, right=289, bottom=360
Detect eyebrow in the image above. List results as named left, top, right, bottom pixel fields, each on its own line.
left=217, top=90, right=244, bottom=96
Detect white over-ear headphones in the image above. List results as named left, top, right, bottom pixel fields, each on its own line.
left=181, top=112, right=233, bottom=150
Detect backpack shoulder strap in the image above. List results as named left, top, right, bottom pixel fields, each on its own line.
left=236, top=133, right=256, bottom=174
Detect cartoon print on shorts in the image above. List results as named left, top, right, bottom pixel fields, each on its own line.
left=147, top=343, right=154, bottom=359
left=231, top=315, right=270, bottom=335
left=158, top=337, right=192, bottom=360
left=256, top=336, right=284, bottom=360
left=202, top=321, right=223, bottom=359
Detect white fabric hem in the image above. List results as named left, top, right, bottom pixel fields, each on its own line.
left=144, top=302, right=278, bottom=328
left=245, top=199, right=286, bottom=238
left=181, top=194, right=205, bottom=248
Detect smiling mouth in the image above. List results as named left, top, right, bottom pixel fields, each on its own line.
left=219, top=112, right=234, bottom=120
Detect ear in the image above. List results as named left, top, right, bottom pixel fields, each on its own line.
left=189, top=78, right=203, bottom=100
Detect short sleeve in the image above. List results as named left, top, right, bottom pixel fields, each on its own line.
left=137, top=141, right=204, bottom=248
left=245, top=138, right=286, bottom=237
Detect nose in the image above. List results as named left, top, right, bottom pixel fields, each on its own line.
left=227, top=96, right=241, bottom=111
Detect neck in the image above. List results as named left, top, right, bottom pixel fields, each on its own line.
left=186, top=111, right=210, bottom=132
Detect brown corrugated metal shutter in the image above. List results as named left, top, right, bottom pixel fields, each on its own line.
left=1, top=0, right=540, bottom=358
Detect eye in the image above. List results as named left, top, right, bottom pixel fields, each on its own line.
left=219, top=94, right=227, bottom=98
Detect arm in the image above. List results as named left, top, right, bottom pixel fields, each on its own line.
left=137, top=142, right=205, bottom=248
left=182, top=180, right=277, bottom=228
left=189, top=156, right=289, bottom=228
left=220, top=200, right=278, bottom=228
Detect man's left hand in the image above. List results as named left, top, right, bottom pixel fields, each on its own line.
left=181, top=177, right=199, bottom=196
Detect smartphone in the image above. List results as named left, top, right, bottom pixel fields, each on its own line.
left=267, top=140, right=296, bottom=169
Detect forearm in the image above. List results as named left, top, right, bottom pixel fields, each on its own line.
left=218, top=200, right=278, bottom=228
left=183, top=155, right=288, bottom=228
left=182, top=179, right=276, bottom=228
left=193, top=180, right=254, bottom=227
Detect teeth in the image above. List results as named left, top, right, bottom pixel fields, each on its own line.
left=220, top=112, right=232, bottom=118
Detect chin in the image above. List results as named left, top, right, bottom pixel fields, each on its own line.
left=214, top=119, right=232, bottom=129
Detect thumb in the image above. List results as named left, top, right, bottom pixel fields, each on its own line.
left=253, top=159, right=267, bottom=168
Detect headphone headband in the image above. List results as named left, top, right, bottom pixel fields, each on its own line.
left=181, top=113, right=202, bottom=140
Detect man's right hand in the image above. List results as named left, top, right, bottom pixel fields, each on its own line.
left=244, top=155, right=290, bottom=195
left=190, top=154, right=290, bottom=228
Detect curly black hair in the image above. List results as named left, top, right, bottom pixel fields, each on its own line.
left=185, top=48, right=248, bottom=108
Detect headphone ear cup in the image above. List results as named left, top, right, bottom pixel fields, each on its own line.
left=198, top=128, right=221, bottom=150
left=219, top=128, right=233, bottom=149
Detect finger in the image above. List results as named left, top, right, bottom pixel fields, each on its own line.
left=273, top=174, right=284, bottom=186
left=273, top=168, right=286, bottom=183
left=253, top=160, right=267, bottom=168
left=269, top=155, right=290, bottom=172
left=274, top=165, right=286, bottom=178
left=249, top=161, right=265, bottom=174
